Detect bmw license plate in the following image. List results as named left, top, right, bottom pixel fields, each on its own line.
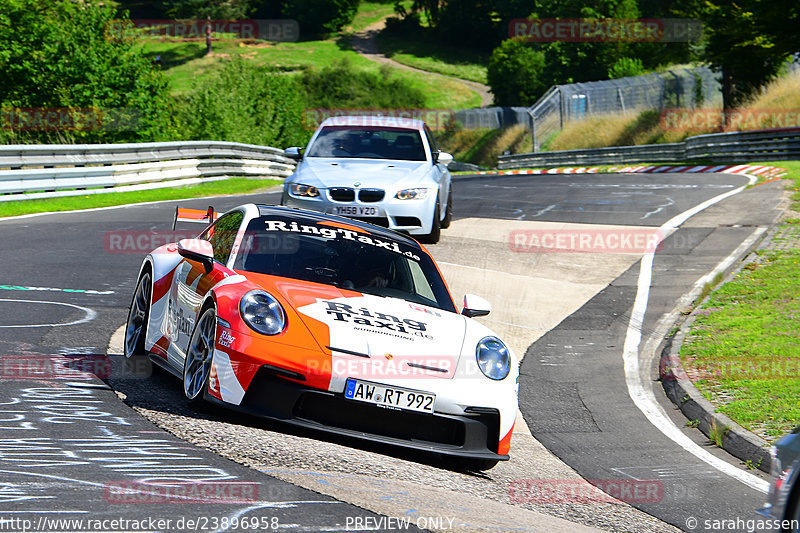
left=344, top=378, right=435, bottom=414
left=332, top=206, right=380, bottom=216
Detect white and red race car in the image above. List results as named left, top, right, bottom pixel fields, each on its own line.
left=124, top=203, right=518, bottom=468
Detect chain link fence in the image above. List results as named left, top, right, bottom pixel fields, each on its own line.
left=453, top=107, right=530, bottom=130
left=530, top=66, right=722, bottom=151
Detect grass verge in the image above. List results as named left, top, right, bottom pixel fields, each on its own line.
left=345, top=1, right=406, bottom=33
left=143, top=38, right=479, bottom=109
left=760, top=160, right=800, bottom=212
left=375, top=30, right=488, bottom=84
left=679, top=234, right=800, bottom=443
left=0, top=178, right=281, bottom=218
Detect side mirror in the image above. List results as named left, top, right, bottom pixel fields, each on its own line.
left=436, top=152, right=454, bottom=166
left=284, top=147, right=303, bottom=160
left=462, top=294, right=491, bottom=318
left=178, top=239, right=214, bottom=275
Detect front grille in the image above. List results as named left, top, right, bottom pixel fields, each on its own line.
left=329, top=188, right=355, bottom=202
left=358, top=189, right=385, bottom=202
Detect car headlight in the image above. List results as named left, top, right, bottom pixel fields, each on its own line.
left=290, top=183, right=320, bottom=197
left=240, top=291, right=286, bottom=335
left=476, top=336, right=510, bottom=380
left=395, top=188, right=429, bottom=200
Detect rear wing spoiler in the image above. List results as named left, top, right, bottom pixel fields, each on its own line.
left=172, top=206, right=219, bottom=231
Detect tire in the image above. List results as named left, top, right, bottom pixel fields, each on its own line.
left=183, top=307, right=216, bottom=406
left=441, top=186, right=453, bottom=229
left=124, top=271, right=151, bottom=358
left=418, top=203, right=441, bottom=244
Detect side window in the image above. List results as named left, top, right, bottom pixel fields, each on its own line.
left=423, top=125, right=439, bottom=157
left=408, top=260, right=437, bottom=304
left=203, top=212, right=243, bottom=266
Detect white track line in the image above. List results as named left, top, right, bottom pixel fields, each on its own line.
left=0, top=299, right=96, bottom=328
left=622, top=173, right=770, bottom=494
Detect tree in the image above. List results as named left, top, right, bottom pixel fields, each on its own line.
left=487, top=39, right=547, bottom=106
left=280, top=0, right=360, bottom=39
left=165, top=0, right=255, bottom=20
left=0, top=0, right=172, bottom=143
left=676, top=0, right=800, bottom=108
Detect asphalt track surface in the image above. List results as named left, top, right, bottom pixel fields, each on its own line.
left=0, top=172, right=785, bottom=532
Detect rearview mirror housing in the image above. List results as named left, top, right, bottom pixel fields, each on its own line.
left=436, top=152, right=454, bottom=166
left=284, top=147, right=304, bottom=160
left=177, top=239, right=214, bottom=275
left=462, top=294, right=491, bottom=318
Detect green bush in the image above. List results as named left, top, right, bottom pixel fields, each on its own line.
left=0, top=0, right=172, bottom=143
left=300, top=58, right=426, bottom=109
left=176, top=58, right=309, bottom=148
left=487, top=39, right=547, bottom=106
left=608, top=57, right=645, bottom=79
left=280, top=0, right=360, bottom=39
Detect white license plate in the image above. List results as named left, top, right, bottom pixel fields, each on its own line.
left=332, top=206, right=379, bottom=216
left=344, top=378, right=435, bottom=414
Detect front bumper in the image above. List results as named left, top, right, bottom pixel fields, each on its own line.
left=205, top=365, right=508, bottom=461
left=282, top=192, right=434, bottom=235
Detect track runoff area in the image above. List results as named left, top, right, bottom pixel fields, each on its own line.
left=0, top=170, right=785, bottom=533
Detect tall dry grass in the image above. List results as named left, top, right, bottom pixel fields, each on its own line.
left=438, top=124, right=530, bottom=167
left=546, top=110, right=687, bottom=151
left=745, top=69, right=800, bottom=110
left=545, top=69, right=800, bottom=151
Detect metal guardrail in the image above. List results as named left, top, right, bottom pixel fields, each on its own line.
left=685, top=128, right=800, bottom=163
left=0, top=141, right=296, bottom=202
left=498, top=128, right=800, bottom=169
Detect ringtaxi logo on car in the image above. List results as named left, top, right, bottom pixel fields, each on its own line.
left=262, top=220, right=422, bottom=261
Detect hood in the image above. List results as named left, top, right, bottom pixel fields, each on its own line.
left=241, top=274, right=468, bottom=381
left=295, top=293, right=467, bottom=381
left=293, top=158, right=430, bottom=190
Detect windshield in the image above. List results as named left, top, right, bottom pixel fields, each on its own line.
left=234, top=216, right=456, bottom=313
left=306, top=125, right=427, bottom=161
